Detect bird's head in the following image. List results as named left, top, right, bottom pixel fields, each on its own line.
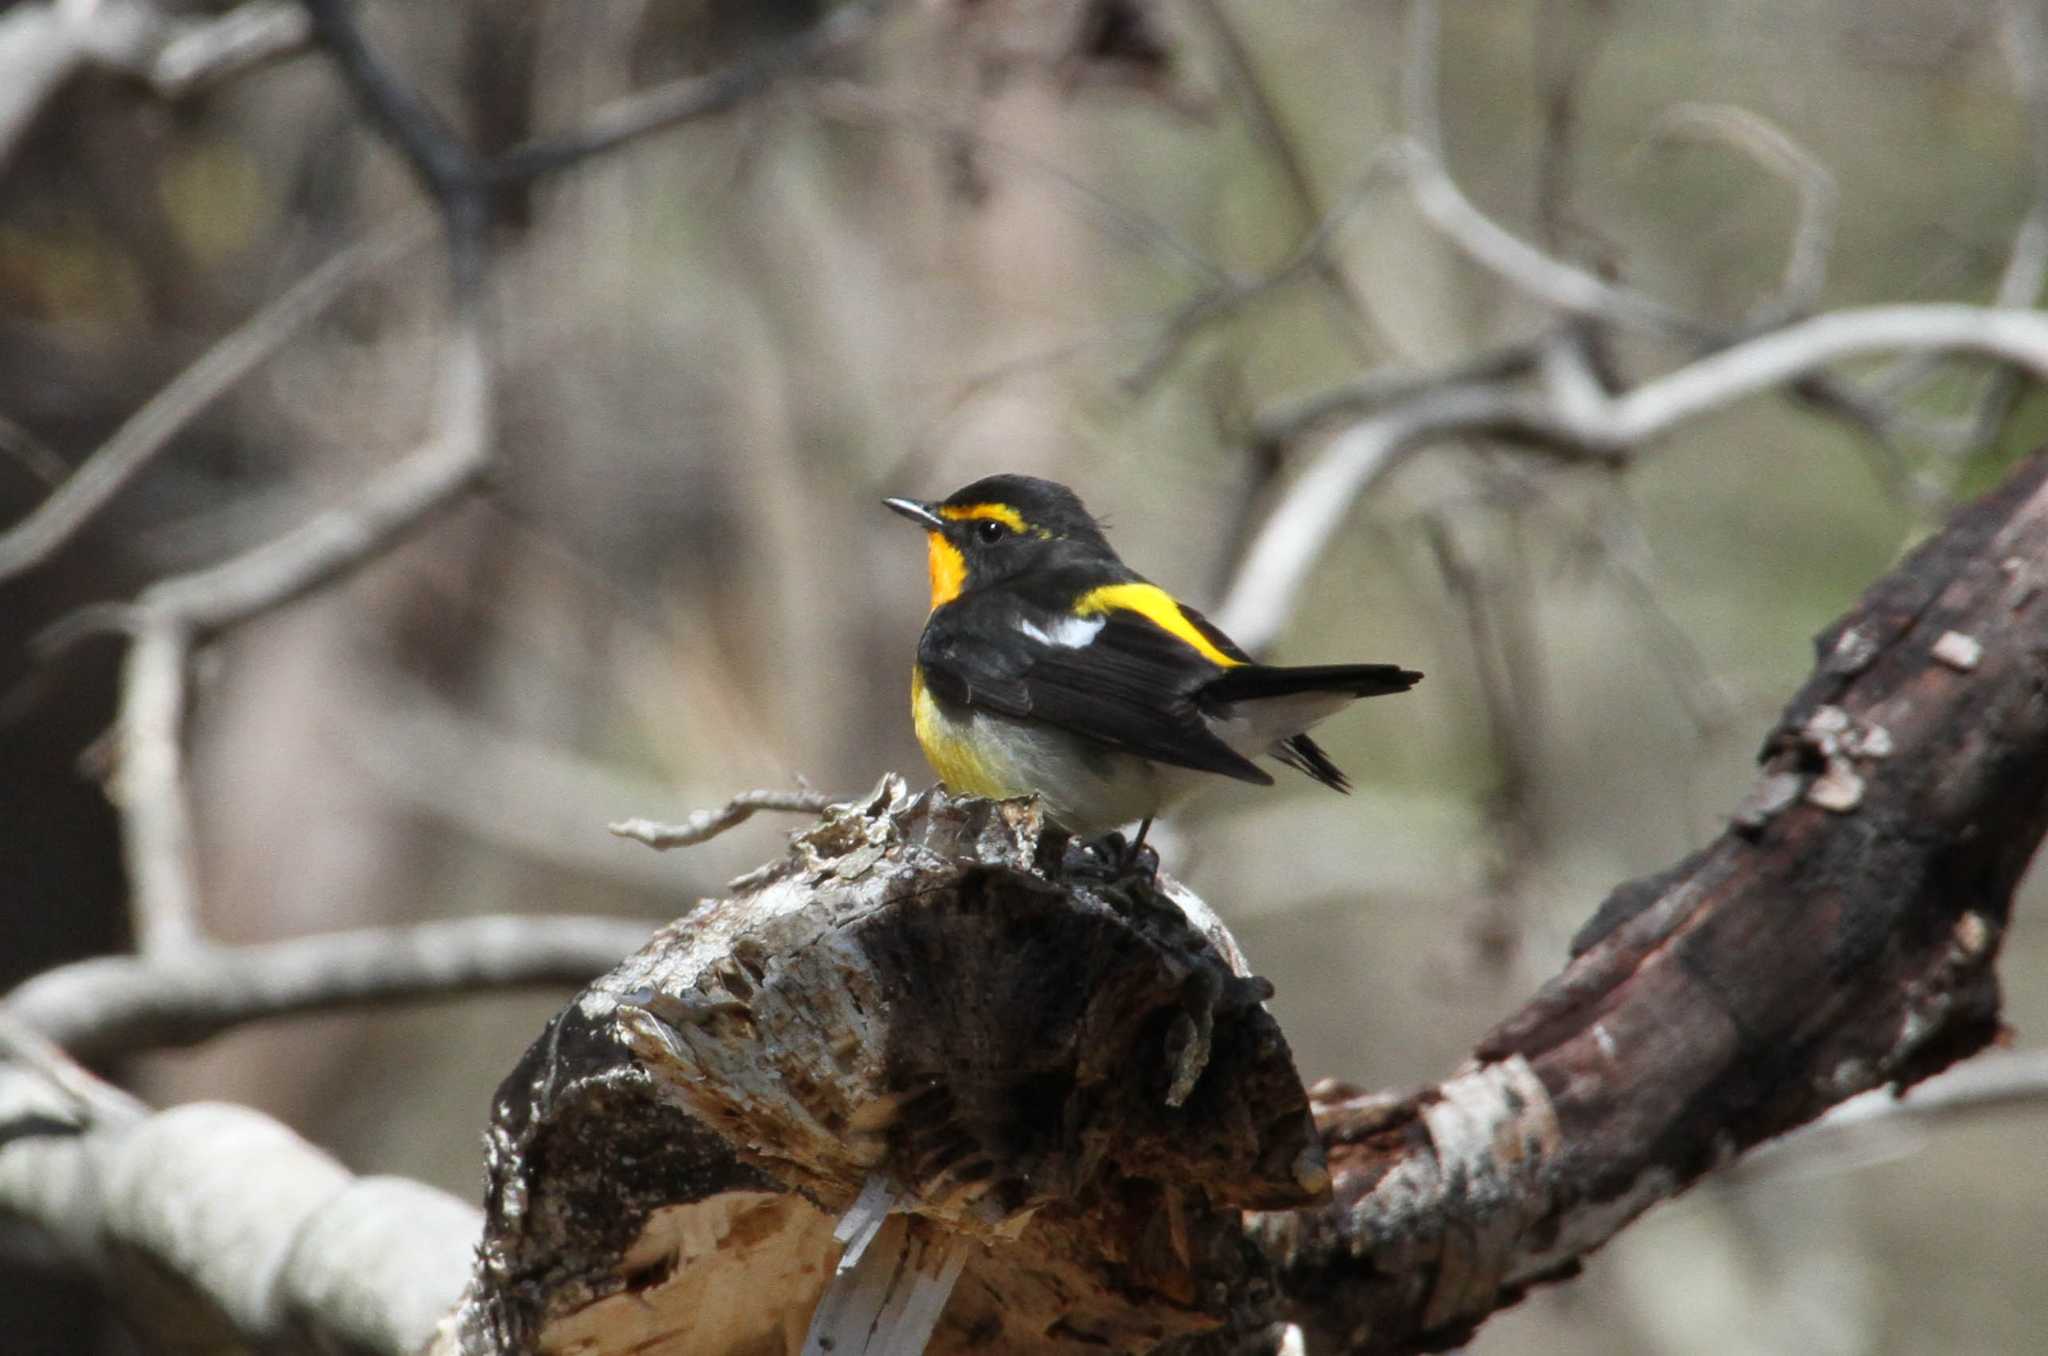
left=885, top=474, right=1114, bottom=610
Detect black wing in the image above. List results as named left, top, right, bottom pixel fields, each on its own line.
left=918, top=601, right=1274, bottom=784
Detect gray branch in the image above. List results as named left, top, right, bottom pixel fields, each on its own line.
left=5, top=915, right=657, bottom=1061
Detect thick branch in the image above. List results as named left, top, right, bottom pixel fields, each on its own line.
left=0, top=1033, right=478, bottom=1356
left=1255, top=453, right=2048, bottom=1352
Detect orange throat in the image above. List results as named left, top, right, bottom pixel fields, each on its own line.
left=925, top=532, right=966, bottom=611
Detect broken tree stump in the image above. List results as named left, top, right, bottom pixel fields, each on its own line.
left=451, top=783, right=1323, bottom=1354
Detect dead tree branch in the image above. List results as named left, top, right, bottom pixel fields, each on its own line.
left=4, top=915, right=656, bottom=1061
left=610, top=789, right=847, bottom=851
left=0, top=1019, right=479, bottom=1356
left=38, top=319, right=492, bottom=953
left=1215, top=307, right=2048, bottom=650
left=1255, top=452, right=2048, bottom=1352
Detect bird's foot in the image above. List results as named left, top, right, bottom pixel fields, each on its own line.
left=1061, top=827, right=1160, bottom=887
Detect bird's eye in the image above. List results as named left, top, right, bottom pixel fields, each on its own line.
left=975, top=519, right=1007, bottom=544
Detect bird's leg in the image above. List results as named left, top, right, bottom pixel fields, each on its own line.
left=1116, top=816, right=1159, bottom=880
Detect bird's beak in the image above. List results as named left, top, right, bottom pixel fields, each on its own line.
left=883, top=497, right=946, bottom=531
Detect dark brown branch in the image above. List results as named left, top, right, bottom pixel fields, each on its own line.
left=1255, top=452, right=2048, bottom=1352
left=4, top=915, right=656, bottom=1061
left=298, top=0, right=491, bottom=288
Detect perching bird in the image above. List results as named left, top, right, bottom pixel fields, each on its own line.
left=884, top=474, right=1420, bottom=848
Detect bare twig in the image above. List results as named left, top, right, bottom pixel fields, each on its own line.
left=1394, top=137, right=1702, bottom=338
left=4, top=915, right=657, bottom=1060
left=1217, top=304, right=2048, bottom=648
left=0, top=409, right=67, bottom=488
left=298, top=0, right=492, bottom=288
left=486, top=3, right=875, bottom=182
left=1529, top=0, right=1613, bottom=252
left=611, top=789, right=843, bottom=851
left=1251, top=344, right=1543, bottom=449
left=109, top=618, right=203, bottom=952
left=1644, top=102, right=1840, bottom=323
left=142, top=0, right=309, bottom=97
left=0, top=217, right=433, bottom=584
left=1185, top=0, right=1379, bottom=359
left=42, top=318, right=492, bottom=952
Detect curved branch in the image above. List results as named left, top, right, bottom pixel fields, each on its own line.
left=1217, top=305, right=2048, bottom=650
left=0, top=1050, right=478, bottom=1356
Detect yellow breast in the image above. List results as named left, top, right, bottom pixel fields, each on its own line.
left=911, top=666, right=1010, bottom=798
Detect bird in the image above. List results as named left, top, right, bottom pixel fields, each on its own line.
left=883, top=473, right=1420, bottom=854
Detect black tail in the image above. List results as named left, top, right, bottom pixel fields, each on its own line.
left=1203, top=663, right=1421, bottom=793
left=1202, top=662, right=1422, bottom=704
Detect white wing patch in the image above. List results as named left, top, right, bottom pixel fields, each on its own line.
left=1017, top=614, right=1106, bottom=648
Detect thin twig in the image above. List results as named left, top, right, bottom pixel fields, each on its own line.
left=1393, top=137, right=1702, bottom=338
left=0, top=409, right=67, bottom=488
left=611, top=789, right=843, bottom=851
left=1185, top=0, right=1380, bottom=360
left=49, top=317, right=493, bottom=952
left=1250, top=344, right=1544, bottom=450
left=4, top=915, right=658, bottom=1060
left=142, top=0, right=309, bottom=97
left=0, top=217, right=433, bottom=584
left=1529, top=0, right=1612, bottom=252
left=486, top=3, right=875, bottom=182
left=1643, top=102, right=1840, bottom=325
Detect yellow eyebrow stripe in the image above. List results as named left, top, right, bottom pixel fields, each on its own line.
left=939, top=503, right=1028, bottom=532
left=1072, top=583, right=1245, bottom=668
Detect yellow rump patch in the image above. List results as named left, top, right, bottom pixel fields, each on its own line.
left=1073, top=583, right=1245, bottom=669
left=938, top=502, right=1029, bottom=533
left=924, top=533, right=967, bottom=611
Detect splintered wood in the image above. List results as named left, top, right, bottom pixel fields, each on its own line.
left=458, top=777, right=1322, bottom=1355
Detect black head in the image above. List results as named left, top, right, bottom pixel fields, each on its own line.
left=884, top=474, right=1119, bottom=609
